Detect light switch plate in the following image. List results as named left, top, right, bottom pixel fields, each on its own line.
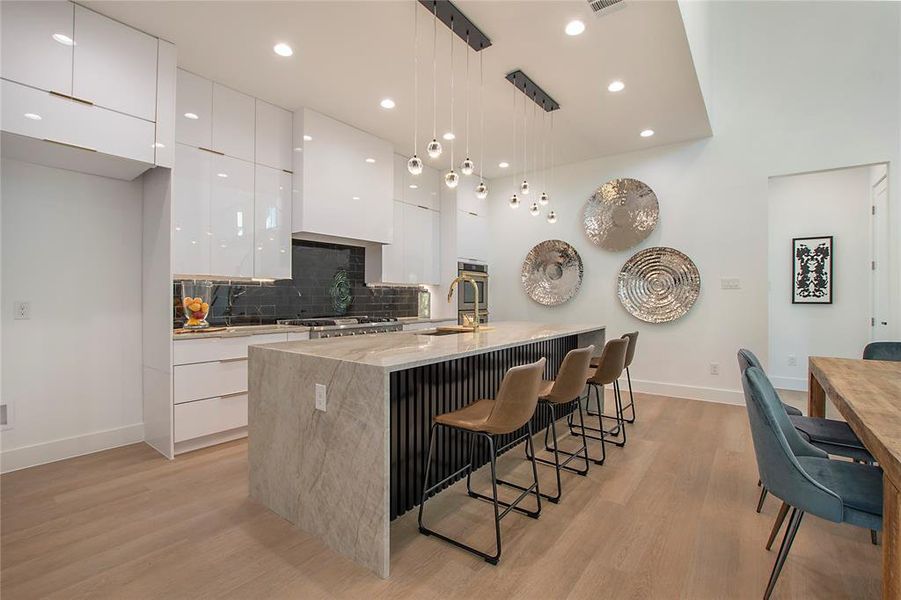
left=720, top=278, right=741, bottom=290
left=315, top=384, right=327, bottom=412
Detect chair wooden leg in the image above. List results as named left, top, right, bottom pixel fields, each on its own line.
left=756, top=486, right=768, bottom=513
left=766, top=502, right=790, bottom=550
left=871, top=529, right=878, bottom=545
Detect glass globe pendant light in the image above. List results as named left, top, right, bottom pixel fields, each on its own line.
left=519, top=86, right=529, bottom=195
left=461, top=158, right=474, bottom=176
left=475, top=181, right=488, bottom=199
left=539, top=192, right=549, bottom=206
left=427, top=2, right=442, bottom=160
left=473, top=44, right=488, bottom=200
left=529, top=202, right=540, bottom=216
left=547, top=210, right=557, bottom=224
left=445, top=170, right=459, bottom=188
left=444, top=17, right=457, bottom=188
left=509, top=193, right=520, bottom=208
left=460, top=33, right=475, bottom=177
left=520, top=179, right=530, bottom=195
left=408, top=5, right=423, bottom=176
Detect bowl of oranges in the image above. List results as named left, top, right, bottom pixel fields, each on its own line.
left=181, top=281, right=213, bottom=329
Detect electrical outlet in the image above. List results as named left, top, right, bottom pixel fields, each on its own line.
left=315, top=384, right=327, bottom=412
left=14, top=301, right=30, bottom=320
left=709, top=362, right=720, bottom=375
left=787, top=355, right=797, bottom=367
left=720, top=278, right=741, bottom=290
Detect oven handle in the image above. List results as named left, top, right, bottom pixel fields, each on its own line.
left=459, top=271, right=488, bottom=279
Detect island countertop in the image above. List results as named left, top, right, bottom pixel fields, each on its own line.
left=252, top=321, right=605, bottom=371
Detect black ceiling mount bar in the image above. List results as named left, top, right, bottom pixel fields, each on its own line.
left=416, top=0, right=492, bottom=52
left=506, top=70, right=560, bottom=112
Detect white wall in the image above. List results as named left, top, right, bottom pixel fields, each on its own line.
left=1, top=160, right=145, bottom=471
left=767, top=166, right=872, bottom=391
left=485, top=0, right=900, bottom=404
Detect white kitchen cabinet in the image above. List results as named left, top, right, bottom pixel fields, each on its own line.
left=406, top=163, right=440, bottom=210
left=174, top=395, right=247, bottom=443
left=176, top=69, right=212, bottom=148
left=403, top=203, right=440, bottom=284
left=172, top=144, right=212, bottom=275
left=456, top=209, right=488, bottom=263
left=381, top=201, right=406, bottom=283
left=254, top=164, right=292, bottom=279
left=455, top=174, right=485, bottom=216
left=154, top=40, right=177, bottom=168
left=393, top=154, right=406, bottom=202
left=1, top=79, right=155, bottom=163
left=255, top=100, right=293, bottom=171
left=293, top=108, right=393, bottom=243
left=212, top=83, right=255, bottom=162
left=72, top=5, right=158, bottom=121
left=210, top=154, right=255, bottom=278
left=1, top=1, right=74, bottom=95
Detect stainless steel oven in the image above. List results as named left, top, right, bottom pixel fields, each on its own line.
left=457, top=261, right=488, bottom=314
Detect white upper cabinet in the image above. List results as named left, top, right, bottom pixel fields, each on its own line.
left=173, top=144, right=212, bottom=275
left=393, top=154, right=406, bottom=201
left=1, top=1, right=74, bottom=94
left=403, top=203, right=440, bottom=284
left=212, top=84, right=254, bottom=161
left=254, top=164, right=292, bottom=279
left=456, top=209, right=488, bottom=263
left=255, top=100, right=293, bottom=171
left=294, top=108, right=392, bottom=244
left=176, top=69, right=212, bottom=148
left=210, top=154, right=254, bottom=278
left=405, top=161, right=440, bottom=210
left=455, top=175, right=485, bottom=216
left=381, top=200, right=406, bottom=283
left=154, top=40, right=177, bottom=168
left=72, top=5, right=158, bottom=121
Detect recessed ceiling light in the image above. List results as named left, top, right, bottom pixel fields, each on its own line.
left=273, top=43, right=293, bottom=57
left=380, top=98, right=396, bottom=109
left=365, top=158, right=376, bottom=163
left=565, top=20, right=586, bottom=36
left=303, top=134, right=313, bottom=141
left=51, top=33, right=74, bottom=46
left=352, top=196, right=360, bottom=200
left=607, top=80, right=625, bottom=92
left=442, top=132, right=455, bottom=141
left=640, top=129, right=655, bottom=138
left=217, top=172, right=228, bottom=178
left=184, top=112, right=199, bottom=120
left=409, top=184, right=418, bottom=189
left=498, top=161, right=510, bottom=168
left=23, top=113, right=42, bottom=120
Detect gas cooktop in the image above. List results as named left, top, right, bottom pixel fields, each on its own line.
left=276, top=316, right=402, bottom=339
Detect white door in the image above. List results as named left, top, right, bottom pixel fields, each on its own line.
left=173, top=144, right=212, bottom=275
left=210, top=155, right=254, bottom=277
left=1, top=0, right=74, bottom=94
left=255, top=100, right=293, bottom=171
left=72, top=5, right=158, bottom=121
left=254, top=165, right=292, bottom=279
left=212, top=83, right=255, bottom=162
left=871, top=174, right=890, bottom=339
left=176, top=69, right=212, bottom=148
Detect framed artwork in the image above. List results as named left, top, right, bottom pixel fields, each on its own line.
left=792, top=236, right=833, bottom=304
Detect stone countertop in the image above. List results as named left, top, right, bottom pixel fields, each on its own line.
left=251, top=321, right=605, bottom=371
left=396, top=317, right=458, bottom=325
left=172, top=324, right=310, bottom=340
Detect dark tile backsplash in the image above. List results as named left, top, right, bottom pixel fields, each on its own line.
left=173, top=240, right=423, bottom=328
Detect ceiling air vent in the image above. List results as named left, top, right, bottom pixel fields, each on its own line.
left=588, top=0, right=626, bottom=16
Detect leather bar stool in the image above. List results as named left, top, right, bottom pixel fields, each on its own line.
left=510, top=346, right=594, bottom=503
left=418, top=358, right=546, bottom=565
left=588, top=332, right=639, bottom=425
left=569, top=338, right=629, bottom=463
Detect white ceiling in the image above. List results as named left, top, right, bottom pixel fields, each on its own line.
left=85, top=0, right=711, bottom=180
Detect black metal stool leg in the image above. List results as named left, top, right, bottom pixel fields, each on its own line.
left=764, top=508, right=804, bottom=600
left=622, top=366, right=636, bottom=423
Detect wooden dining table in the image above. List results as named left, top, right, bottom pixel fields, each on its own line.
left=808, top=356, right=901, bottom=600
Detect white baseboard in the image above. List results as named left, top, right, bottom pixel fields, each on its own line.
left=1, top=423, right=145, bottom=474
left=619, top=377, right=746, bottom=406
left=769, top=376, right=808, bottom=392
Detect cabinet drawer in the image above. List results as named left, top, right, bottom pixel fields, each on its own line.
left=1, top=79, right=154, bottom=163
left=174, top=394, right=247, bottom=442
left=286, top=332, right=310, bottom=342
left=174, top=359, right=247, bottom=404
left=173, top=332, right=286, bottom=365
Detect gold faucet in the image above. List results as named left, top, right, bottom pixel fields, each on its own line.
left=447, top=275, right=480, bottom=331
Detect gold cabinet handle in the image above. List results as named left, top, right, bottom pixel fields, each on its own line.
left=49, top=90, right=94, bottom=105
left=42, top=138, right=97, bottom=153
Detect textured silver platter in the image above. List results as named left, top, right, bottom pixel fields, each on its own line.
left=617, top=247, right=700, bottom=323
left=583, top=178, right=659, bottom=251
left=521, top=240, right=584, bottom=306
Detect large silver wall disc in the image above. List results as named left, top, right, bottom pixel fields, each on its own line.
left=521, top=240, right=584, bottom=306
left=584, top=178, right=659, bottom=251
left=617, top=247, right=700, bottom=323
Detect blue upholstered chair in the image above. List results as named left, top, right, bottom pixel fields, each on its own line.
left=863, top=341, right=901, bottom=361
left=741, top=366, right=883, bottom=600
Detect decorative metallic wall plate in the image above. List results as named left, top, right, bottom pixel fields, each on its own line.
left=617, top=247, right=700, bottom=323
left=583, top=178, right=659, bottom=251
left=521, top=240, right=584, bottom=306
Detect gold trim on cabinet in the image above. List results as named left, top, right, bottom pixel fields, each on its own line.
left=49, top=90, right=94, bottom=105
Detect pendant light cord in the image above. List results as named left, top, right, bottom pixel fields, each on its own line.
left=432, top=1, right=438, bottom=140
left=464, top=32, right=470, bottom=160
left=512, top=75, right=517, bottom=187
left=449, top=16, right=455, bottom=168
left=479, top=47, right=484, bottom=180
left=522, top=89, right=527, bottom=184
left=412, top=1, right=419, bottom=155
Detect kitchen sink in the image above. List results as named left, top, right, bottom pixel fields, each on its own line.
left=418, top=329, right=468, bottom=336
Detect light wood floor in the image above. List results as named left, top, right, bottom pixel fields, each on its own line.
left=1, top=394, right=881, bottom=599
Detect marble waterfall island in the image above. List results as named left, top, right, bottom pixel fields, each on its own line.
left=247, top=321, right=605, bottom=578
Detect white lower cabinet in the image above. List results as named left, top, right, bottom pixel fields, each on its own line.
left=172, top=331, right=302, bottom=451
